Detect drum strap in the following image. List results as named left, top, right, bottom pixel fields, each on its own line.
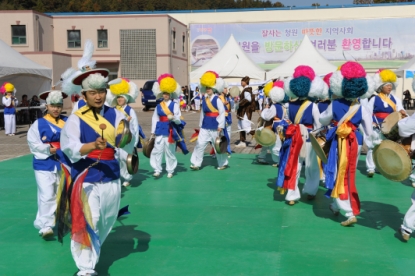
left=74, top=105, right=116, bottom=147
left=378, top=93, right=396, bottom=111
left=294, top=100, right=312, bottom=124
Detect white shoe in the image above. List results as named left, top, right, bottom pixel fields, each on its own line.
left=167, top=173, right=173, bottom=178
left=153, top=172, right=160, bottom=177
left=39, top=227, right=54, bottom=239
left=122, top=181, right=130, bottom=187
left=367, top=170, right=375, bottom=178
left=190, top=165, right=199, bottom=170
left=412, top=182, right=415, bottom=188
left=235, top=142, right=246, bottom=148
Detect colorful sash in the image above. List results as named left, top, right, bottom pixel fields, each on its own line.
left=294, top=100, right=312, bottom=124
left=378, top=93, right=396, bottom=111
left=43, top=114, right=66, bottom=129
left=74, top=105, right=116, bottom=148
left=116, top=105, right=130, bottom=119
left=205, top=96, right=219, bottom=113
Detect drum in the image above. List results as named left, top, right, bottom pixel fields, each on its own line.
left=126, top=147, right=139, bottom=174
left=310, top=132, right=330, bottom=164
left=116, top=119, right=133, bottom=148
left=229, top=86, right=240, bottom=98
left=373, top=139, right=412, bottom=182
left=214, top=134, right=228, bottom=154
left=381, top=112, right=402, bottom=141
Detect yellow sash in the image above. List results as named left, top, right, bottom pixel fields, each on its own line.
left=378, top=93, right=396, bottom=111
left=115, top=105, right=130, bottom=119
left=43, top=114, right=65, bottom=129
left=74, top=105, right=116, bottom=147
left=332, top=101, right=360, bottom=198
left=219, top=95, right=229, bottom=116
left=160, top=101, right=173, bottom=116
left=205, top=96, right=219, bottom=113
left=294, top=100, right=312, bottom=124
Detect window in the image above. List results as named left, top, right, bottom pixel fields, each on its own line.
left=182, top=34, right=185, bottom=53
left=67, top=30, right=81, bottom=48
left=172, top=30, right=176, bottom=50
left=98, top=29, right=108, bottom=48
left=120, top=29, right=156, bottom=80
left=11, top=25, right=26, bottom=45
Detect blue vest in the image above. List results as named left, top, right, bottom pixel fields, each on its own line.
left=202, top=96, right=220, bottom=130
left=77, top=99, right=86, bottom=109
left=155, top=101, right=176, bottom=136
left=71, top=106, right=120, bottom=182
left=224, top=95, right=232, bottom=125
left=258, top=91, right=264, bottom=100
left=288, top=100, right=314, bottom=126
left=33, top=116, right=69, bottom=171
left=332, top=98, right=363, bottom=145
left=318, top=100, right=331, bottom=114
left=372, top=95, right=396, bottom=123
left=4, top=106, right=15, bottom=115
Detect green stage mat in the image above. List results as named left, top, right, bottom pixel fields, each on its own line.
left=0, top=153, right=414, bottom=275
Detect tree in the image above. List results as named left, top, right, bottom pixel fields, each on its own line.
left=311, top=3, right=320, bottom=6
left=273, top=1, right=284, bottom=7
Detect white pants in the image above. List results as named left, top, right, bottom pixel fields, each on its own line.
left=286, top=142, right=320, bottom=201
left=366, top=148, right=376, bottom=172
left=195, top=99, right=201, bottom=110
left=72, top=180, right=121, bottom=276
left=258, top=99, right=263, bottom=111
left=330, top=145, right=362, bottom=218
left=4, top=114, right=16, bottom=134
left=119, top=148, right=133, bottom=182
left=150, top=135, right=177, bottom=174
left=402, top=189, right=415, bottom=233
left=33, top=170, right=60, bottom=232
left=226, top=124, right=232, bottom=144
left=258, top=135, right=282, bottom=163
left=237, top=114, right=251, bottom=133
left=190, top=128, right=228, bottom=168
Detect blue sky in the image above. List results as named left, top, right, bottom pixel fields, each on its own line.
left=277, top=0, right=354, bottom=6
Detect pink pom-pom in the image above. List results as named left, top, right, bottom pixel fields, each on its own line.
left=122, top=77, right=131, bottom=83
left=293, top=65, right=315, bottom=81
left=323, top=73, right=333, bottom=87
left=158, top=73, right=174, bottom=83
left=0, top=82, right=7, bottom=95
left=273, top=81, right=284, bottom=89
left=340, top=61, right=366, bottom=79
left=206, top=70, right=219, bottom=78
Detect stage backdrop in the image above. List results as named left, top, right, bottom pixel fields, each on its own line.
left=190, top=18, right=415, bottom=70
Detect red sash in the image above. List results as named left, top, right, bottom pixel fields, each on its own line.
left=87, top=148, right=115, bottom=160
left=160, top=116, right=169, bottom=122
left=206, top=112, right=219, bottom=117
left=374, top=112, right=390, bottom=120
left=47, top=142, right=61, bottom=149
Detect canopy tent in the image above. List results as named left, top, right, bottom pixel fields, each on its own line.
left=190, top=34, right=265, bottom=82
left=0, top=39, right=52, bottom=102
left=393, top=58, right=415, bottom=99
left=266, top=35, right=337, bottom=79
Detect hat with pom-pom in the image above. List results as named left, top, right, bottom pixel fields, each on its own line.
left=373, top=69, right=398, bottom=92
left=322, top=72, right=333, bottom=100
left=72, top=40, right=109, bottom=86
left=199, top=71, right=225, bottom=94
left=283, top=65, right=325, bottom=100
left=0, top=82, right=16, bottom=95
left=152, top=73, right=181, bottom=99
left=59, top=67, right=82, bottom=96
left=329, top=61, right=373, bottom=100
left=38, top=90, right=67, bottom=105
left=107, top=77, right=138, bottom=106
left=268, top=81, right=286, bottom=104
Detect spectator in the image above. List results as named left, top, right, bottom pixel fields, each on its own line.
left=19, top=94, right=30, bottom=123
left=30, top=95, right=42, bottom=121
left=403, top=90, right=412, bottom=109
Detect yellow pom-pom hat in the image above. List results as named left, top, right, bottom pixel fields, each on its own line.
left=152, top=73, right=181, bottom=99
left=373, top=69, right=398, bottom=92
left=106, top=77, right=138, bottom=106
left=199, top=71, right=225, bottom=94
left=0, top=82, right=16, bottom=95
left=263, top=81, right=274, bottom=97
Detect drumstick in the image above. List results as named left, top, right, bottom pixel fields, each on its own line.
left=99, top=124, right=106, bottom=140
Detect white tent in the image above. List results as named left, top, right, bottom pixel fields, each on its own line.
left=394, top=58, right=415, bottom=99
left=0, top=39, right=52, bottom=101
left=266, top=35, right=337, bottom=79
left=190, top=34, right=265, bottom=82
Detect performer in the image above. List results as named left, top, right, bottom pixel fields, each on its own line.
left=28, top=90, right=69, bottom=239
left=59, top=40, right=131, bottom=276
left=190, top=71, right=228, bottom=170
left=320, top=61, right=375, bottom=226
left=1, top=82, right=18, bottom=136
left=258, top=86, right=265, bottom=112
left=366, top=69, right=406, bottom=177
left=257, top=81, right=287, bottom=166
left=276, top=65, right=324, bottom=205
left=236, top=76, right=255, bottom=148
left=107, top=78, right=139, bottom=186
left=150, top=74, right=188, bottom=178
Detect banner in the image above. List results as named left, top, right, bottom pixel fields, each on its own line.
left=190, top=18, right=415, bottom=70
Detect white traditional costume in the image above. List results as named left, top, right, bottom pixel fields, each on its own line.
left=1, top=82, right=18, bottom=135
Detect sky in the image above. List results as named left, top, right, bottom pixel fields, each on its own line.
left=276, top=0, right=354, bottom=6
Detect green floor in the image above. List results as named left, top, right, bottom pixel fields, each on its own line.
left=0, top=153, right=414, bottom=275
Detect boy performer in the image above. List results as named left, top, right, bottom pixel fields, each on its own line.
left=150, top=74, right=188, bottom=178
left=277, top=66, right=325, bottom=205
left=365, top=69, right=406, bottom=177
left=1, top=82, right=18, bottom=136
left=107, top=78, right=139, bottom=187
left=190, top=71, right=229, bottom=170
left=320, top=62, right=375, bottom=226
left=59, top=41, right=131, bottom=276
left=28, top=90, right=70, bottom=239
left=257, top=81, right=287, bottom=166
